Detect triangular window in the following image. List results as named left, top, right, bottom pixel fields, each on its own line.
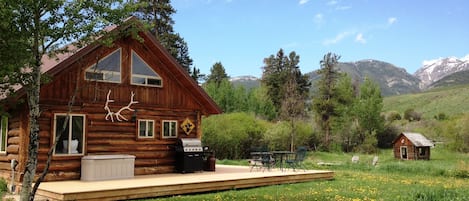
left=131, top=51, right=162, bottom=87
left=85, top=49, right=121, bottom=83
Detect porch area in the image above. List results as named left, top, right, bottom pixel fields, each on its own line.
left=22, top=165, right=333, bottom=201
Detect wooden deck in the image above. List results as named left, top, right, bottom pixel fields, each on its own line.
left=32, top=165, right=334, bottom=201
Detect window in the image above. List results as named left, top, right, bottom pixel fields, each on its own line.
left=419, top=147, right=426, bottom=156
left=138, top=119, right=154, bottom=138
left=85, top=49, right=121, bottom=83
left=0, top=116, right=8, bottom=153
left=54, top=114, right=85, bottom=155
left=131, top=51, right=162, bottom=87
left=162, top=120, right=177, bottom=138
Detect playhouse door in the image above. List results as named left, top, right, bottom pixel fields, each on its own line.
left=400, top=146, right=408, bottom=159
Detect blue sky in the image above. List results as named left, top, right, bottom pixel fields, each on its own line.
left=172, top=0, right=469, bottom=77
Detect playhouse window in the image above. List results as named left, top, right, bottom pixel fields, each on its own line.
left=131, top=51, right=162, bottom=87
left=162, top=120, right=177, bottom=138
left=54, top=114, right=85, bottom=155
left=85, top=48, right=121, bottom=83
left=138, top=119, right=154, bottom=138
left=0, top=116, right=8, bottom=153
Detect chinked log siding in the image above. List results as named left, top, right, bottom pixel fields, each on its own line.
left=0, top=19, right=221, bottom=182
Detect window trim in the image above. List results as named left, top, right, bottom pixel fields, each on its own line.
left=131, top=50, right=163, bottom=87
left=137, top=119, right=155, bottom=139
left=85, top=48, right=122, bottom=83
left=53, top=113, right=86, bottom=156
left=0, top=116, right=8, bottom=154
left=162, top=120, right=178, bottom=139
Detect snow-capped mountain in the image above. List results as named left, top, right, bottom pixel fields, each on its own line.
left=414, top=55, right=469, bottom=89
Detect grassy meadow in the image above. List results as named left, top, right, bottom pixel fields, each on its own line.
left=383, top=84, right=469, bottom=119
left=139, top=148, right=469, bottom=201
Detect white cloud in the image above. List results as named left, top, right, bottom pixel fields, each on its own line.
left=336, top=6, right=351, bottom=10
left=314, top=13, right=324, bottom=25
left=388, top=17, right=397, bottom=25
left=323, top=31, right=354, bottom=45
left=355, top=33, right=366, bottom=44
left=299, top=0, right=309, bottom=5
left=327, top=0, right=338, bottom=6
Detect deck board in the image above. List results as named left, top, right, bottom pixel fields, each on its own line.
left=34, top=165, right=334, bottom=201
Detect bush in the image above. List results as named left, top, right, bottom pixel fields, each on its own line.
left=404, top=108, right=422, bottom=122
left=202, top=112, right=268, bottom=159
left=434, top=112, right=448, bottom=121
left=386, top=111, right=402, bottom=122
left=263, top=120, right=315, bottom=151
left=377, top=124, right=400, bottom=148
left=0, top=178, right=7, bottom=197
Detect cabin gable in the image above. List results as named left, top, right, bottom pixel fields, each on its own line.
left=0, top=21, right=221, bottom=182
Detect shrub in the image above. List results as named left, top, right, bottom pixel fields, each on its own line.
left=386, top=111, right=402, bottom=121
left=377, top=124, right=400, bottom=148
left=202, top=112, right=268, bottom=159
left=0, top=178, right=7, bottom=197
left=404, top=108, right=421, bottom=122
left=263, top=120, right=315, bottom=151
left=434, top=112, right=448, bottom=121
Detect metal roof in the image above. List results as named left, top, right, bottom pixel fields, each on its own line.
left=401, top=132, right=434, bottom=147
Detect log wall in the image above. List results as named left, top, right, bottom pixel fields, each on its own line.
left=2, top=35, right=214, bottom=182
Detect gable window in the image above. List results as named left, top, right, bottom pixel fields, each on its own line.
left=85, top=48, right=121, bottom=83
left=131, top=51, right=162, bottom=87
left=162, top=120, right=177, bottom=138
left=54, top=114, right=85, bottom=155
left=138, top=119, right=154, bottom=138
left=0, top=116, right=8, bottom=153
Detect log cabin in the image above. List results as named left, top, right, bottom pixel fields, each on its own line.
left=392, top=132, right=434, bottom=160
left=0, top=18, right=221, bottom=184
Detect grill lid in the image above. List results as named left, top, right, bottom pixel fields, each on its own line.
left=177, top=138, right=203, bottom=152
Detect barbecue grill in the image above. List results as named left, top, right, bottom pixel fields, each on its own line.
left=175, top=138, right=204, bottom=173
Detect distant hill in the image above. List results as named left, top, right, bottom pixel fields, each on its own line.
left=307, top=60, right=421, bottom=96
left=229, top=56, right=469, bottom=96
left=383, top=84, right=469, bottom=119
left=414, top=56, right=469, bottom=89
left=427, top=70, right=469, bottom=89
left=229, top=75, right=260, bottom=90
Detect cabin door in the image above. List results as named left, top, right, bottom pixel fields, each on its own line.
left=400, top=146, right=408, bottom=159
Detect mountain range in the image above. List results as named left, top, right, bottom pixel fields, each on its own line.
left=230, top=55, right=469, bottom=96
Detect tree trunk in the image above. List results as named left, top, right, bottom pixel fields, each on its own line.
left=20, top=65, right=41, bottom=201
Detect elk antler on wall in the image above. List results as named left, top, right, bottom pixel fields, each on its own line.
left=104, top=90, right=139, bottom=122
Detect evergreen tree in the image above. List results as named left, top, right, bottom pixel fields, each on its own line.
left=134, top=0, right=202, bottom=82
left=206, top=62, right=229, bottom=87
left=312, top=52, right=341, bottom=150
left=261, top=49, right=310, bottom=116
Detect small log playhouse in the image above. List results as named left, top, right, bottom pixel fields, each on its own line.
left=392, top=132, right=434, bottom=160
left=0, top=18, right=221, bottom=184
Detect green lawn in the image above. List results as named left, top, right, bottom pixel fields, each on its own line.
left=139, top=148, right=469, bottom=201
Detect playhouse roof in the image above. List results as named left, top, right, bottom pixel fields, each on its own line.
left=393, top=132, right=434, bottom=147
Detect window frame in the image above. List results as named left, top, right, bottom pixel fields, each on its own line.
left=0, top=116, right=8, bottom=154
left=131, top=50, right=163, bottom=87
left=85, top=48, right=122, bottom=83
left=53, top=113, right=86, bottom=156
left=137, top=119, right=155, bottom=139
left=162, top=120, right=178, bottom=139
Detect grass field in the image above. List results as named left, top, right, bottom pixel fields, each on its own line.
left=139, top=148, right=469, bottom=201
left=383, top=84, right=469, bottom=119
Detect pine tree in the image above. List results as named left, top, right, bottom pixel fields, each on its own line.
left=206, top=62, right=229, bottom=87
left=312, top=52, right=341, bottom=151
left=261, top=49, right=310, bottom=116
